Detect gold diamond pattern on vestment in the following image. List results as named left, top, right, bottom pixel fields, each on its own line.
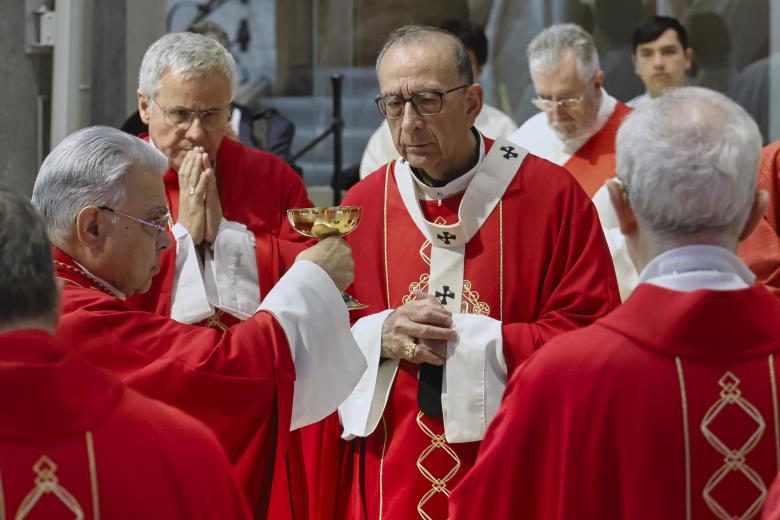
left=15, top=455, right=85, bottom=519
left=415, top=412, right=461, bottom=520
left=700, top=372, right=767, bottom=520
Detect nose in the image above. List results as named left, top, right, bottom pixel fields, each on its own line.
left=184, top=116, right=207, bottom=143
left=653, top=53, right=665, bottom=68
left=400, top=100, right=423, bottom=134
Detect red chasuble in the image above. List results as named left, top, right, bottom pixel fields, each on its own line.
left=563, top=101, right=632, bottom=198
left=53, top=249, right=299, bottom=519
left=130, top=135, right=315, bottom=320
left=740, top=140, right=780, bottom=297
left=305, top=137, right=620, bottom=520
left=451, top=283, right=780, bottom=520
left=0, top=329, right=251, bottom=519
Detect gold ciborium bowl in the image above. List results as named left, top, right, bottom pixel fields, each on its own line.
left=286, top=206, right=367, bottom=310
left=287, top=206, right=362, bottom=239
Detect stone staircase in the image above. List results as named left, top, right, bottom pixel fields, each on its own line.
left=260, top=66, right=384, bottom=204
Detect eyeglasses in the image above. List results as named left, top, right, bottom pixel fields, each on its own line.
left=99, top=206, right=173, bottom=236
left=153, top=100, right=229, bottom=131
left=375, top=84, right=470, bottom=120
left=531, top=92, right=587, bottom=112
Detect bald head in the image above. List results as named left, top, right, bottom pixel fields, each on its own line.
left=376, top=25, right=473, bottom=85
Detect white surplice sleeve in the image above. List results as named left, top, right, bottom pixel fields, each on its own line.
left=170, top=218, right=261, bottom=323
left=442, top=314, right=506, bottom=443
left=259, top=260, right=367, bottom=431
left=338, top=312, right=507, bottom=443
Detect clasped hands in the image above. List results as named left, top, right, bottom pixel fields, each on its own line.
left=177, top=147, right=223, bottom=245
left=380, top=291, right=458, bottom=366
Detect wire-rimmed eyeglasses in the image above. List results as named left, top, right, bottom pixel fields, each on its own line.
left=99, top=206, right=173, bottom=236
left=531, top=92, right=587, bottom=112
left=153, top=100, right=230, bottom=131
left=375, top=84, right=470, bottom=120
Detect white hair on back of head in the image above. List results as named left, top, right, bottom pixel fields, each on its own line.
left=616, top=86, right=761, bottom=243
left=527, top=23, right=600, bottom=81
left=138, top=32, right=237, bottom=102
left=31, top=126, right=168, bottom=246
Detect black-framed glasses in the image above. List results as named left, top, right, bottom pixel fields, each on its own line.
left=99, top=206, right=173, bottom=236
left=153, top=100, right=230, bottom=131
left=375, top=84, right=470, bottom=120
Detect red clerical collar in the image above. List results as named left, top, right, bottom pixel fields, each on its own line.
left=52, top=247, right=123, bottom=298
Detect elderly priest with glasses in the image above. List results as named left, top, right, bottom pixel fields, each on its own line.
left=507, top=24, right=636, bottom=300
left=303, top=24, right=620, bottom=520
left=131, top=32, right=313, bottom=330
left=31, top=126, right=366, bottom=519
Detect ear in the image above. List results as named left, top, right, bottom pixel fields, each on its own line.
left=684, top=48, right=694, bottom=71
left=138, top=92, right=152, bottom=124
left=465, top=83, right=485, bottom=126
left=607, top=179, right=637, bottom=236
left=593, top=70, right=604, bottom=91
left=74, top=206, right=106, bottom=254
left=738, top=189, right=769, bottom=241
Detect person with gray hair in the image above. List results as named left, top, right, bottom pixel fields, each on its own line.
left=358, top=20, right=517, bottom=179
left=132, top=32, right=313, bottom=334
left=451, top=87, right=779, bottom=520
left=507, top=23, right=637, bottom=300
left=312, top=23, right=619, bottom=520
left=0, top=186, right=254, bottom=518
left=32, top=125, right=366, bottom=519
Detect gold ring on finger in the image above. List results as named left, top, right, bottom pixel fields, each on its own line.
left=402, top=341, right=417, bottom=360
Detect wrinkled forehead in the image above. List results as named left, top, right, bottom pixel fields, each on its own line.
left=531, top=54, right=587, bottom=97
left=378, top=39, right=460, bottom=93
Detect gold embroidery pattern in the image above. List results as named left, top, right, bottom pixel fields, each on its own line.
left=86, top=432, right=100, bottom=520
left=675, top=357, right=692, bottom=520
left=0, top=469, right=6, bottom=520
left=769, top=354, right=780, bottom=472
left=204, top=309, right=230, bottom=332
left=402, top=276, right=490, bottom=317
left=15, top=455, right=84, bottom=519
left=700, top=372, right=767, bottom=520
left=415, top=412, right=461, bottom=520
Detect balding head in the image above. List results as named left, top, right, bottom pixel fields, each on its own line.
left=376, top=25, right=473, bottom=85
left=374, top=25, right=484, bottom=184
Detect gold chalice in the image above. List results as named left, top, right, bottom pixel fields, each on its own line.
left=287, top=206, right=368, bottom=310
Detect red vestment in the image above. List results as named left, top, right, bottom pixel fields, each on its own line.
left=53, top=248, right=300, bottom=519
left=562, top=101, right=632, bottom=198
left=305, top=137, right=620, bottom=520
left=739, top=140, right=780, bottom=297
left=451, top=283, right=780, bottom=520
left=131, top=135, right=314, bottom=318
left=763, top=474, right=780, bottom=519
left=0, top=329, right=251, bottom=519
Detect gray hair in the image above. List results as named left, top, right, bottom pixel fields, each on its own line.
left=527, top=23, right=600, bottom=81
left=31, top=126, right=168, bottom=245
left=376, top=25, right=473, bottom=84
left=0, top=186, right=58, bottom=328
left=138, top=32, right=237, bottom=102
left=616, top=86, right=761, bottom=242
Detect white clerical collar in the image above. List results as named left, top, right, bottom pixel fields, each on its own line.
left=638, top=244, right=756, bottom=292
left=561, top=89, right=618, bottom=154
left=73, top=260, right=126, bottom=299
left=409, top=129, right=486, bottom=201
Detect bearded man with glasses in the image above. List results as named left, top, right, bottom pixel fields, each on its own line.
left=508, top=24, right=636, bottom=300
left=133, top=32, right=313, bottom=331
left=303, top=24, right=620, bottom=520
